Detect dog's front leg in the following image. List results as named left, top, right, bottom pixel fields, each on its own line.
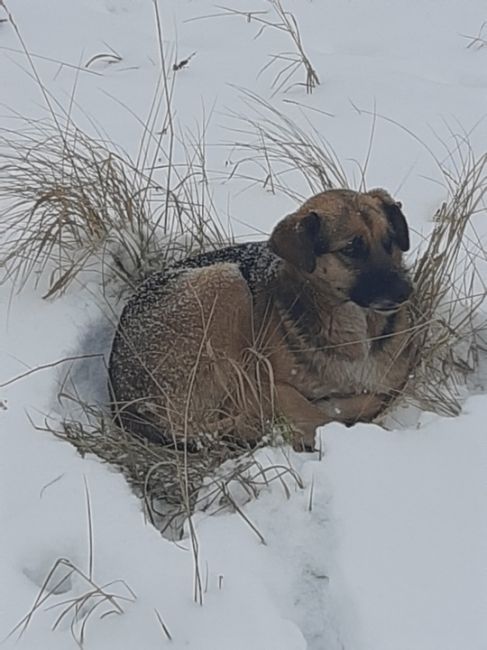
left=275, top=383, right=331, bottom=451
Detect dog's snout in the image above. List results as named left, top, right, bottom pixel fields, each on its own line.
left=350, top=267, right=412, bottom=309
left=390, top=275, right=412, bottom=304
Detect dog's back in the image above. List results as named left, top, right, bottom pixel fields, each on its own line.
left=108, top=241, right=275, bottom=442
left=171, top=241, right=277, bottom=290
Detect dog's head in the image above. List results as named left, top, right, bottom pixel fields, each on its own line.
left=269, top=188, right=412, bottom=312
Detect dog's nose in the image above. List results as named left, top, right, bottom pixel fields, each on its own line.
left=350, top=268, right=413, bottom=310
left=369, top=275, right=412, bottom=312
left=391, top=276, right=412, bottom=304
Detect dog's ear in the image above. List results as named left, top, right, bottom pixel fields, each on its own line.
left=269, top=211, right=325, bottom=273
left=367, top=188, right=410, bottom=252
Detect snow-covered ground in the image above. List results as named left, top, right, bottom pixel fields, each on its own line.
left=1, top=1, right=487, bottom=648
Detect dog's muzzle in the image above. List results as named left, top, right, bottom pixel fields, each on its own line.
left=350, top=269, right=412, bottom=312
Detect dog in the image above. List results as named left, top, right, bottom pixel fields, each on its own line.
left=108, top=188, right=414, bottom=450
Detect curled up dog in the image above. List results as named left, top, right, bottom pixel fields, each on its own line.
left=108, top=188, right=414, bottom=451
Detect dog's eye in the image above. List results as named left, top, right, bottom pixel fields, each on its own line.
left=340, top=236, right=366, bottom=259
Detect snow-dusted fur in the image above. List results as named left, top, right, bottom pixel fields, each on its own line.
left=108, top=189, right=414, bottom=448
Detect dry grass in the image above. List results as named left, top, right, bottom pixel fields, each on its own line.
left=187, top=0, right=319, bottom=95
left=37, top=392, right=302, bottom=540
left=462, top=21, right=487, bottom=50
left=261, top=0, right=319, bottom=95
left=0, top=125, right=151, bottom=296
left=4, top=481, right=137, bottom=648
left=225, top=90, right=347, bottom=200
left=404, top=150, right=487, bottom=415
left=0, top=0, right=227, bottom=300
left=7, top=558, right=137, bottom=648
left=0, top=119, right=227, bottom=299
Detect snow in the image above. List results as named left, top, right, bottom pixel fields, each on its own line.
left=1, top=0, right=487, bottom=649
left=321, top=412, right=487, bottom=650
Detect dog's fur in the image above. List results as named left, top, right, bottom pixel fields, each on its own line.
left=108, top=188, right=414, bottom=450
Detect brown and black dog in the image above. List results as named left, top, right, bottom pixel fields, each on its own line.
left=108, top=188, right=414, bottom=450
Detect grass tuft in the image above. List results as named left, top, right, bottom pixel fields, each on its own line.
left=403, top=149, right=487, bottom=415
left=0, top=120, right=228, bottom=298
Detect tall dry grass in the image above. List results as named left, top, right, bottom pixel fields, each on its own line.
left=187, top=0, right=320, bottom=96
left=0, top=119, right=228, bottom=298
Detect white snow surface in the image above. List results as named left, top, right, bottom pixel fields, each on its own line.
left=1, top=1, right=487, bottom=648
